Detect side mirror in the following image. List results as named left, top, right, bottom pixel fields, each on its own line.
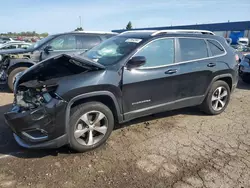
left=44, top=45, right=53, bottom=54
left=127, top=56, right=146, bottom=69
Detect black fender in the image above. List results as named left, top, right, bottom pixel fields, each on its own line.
left=7, top=59, right=36, bottom=75
left=65, top=91, right=123, bottom=138
left=204, top=73, right=233, bottom=97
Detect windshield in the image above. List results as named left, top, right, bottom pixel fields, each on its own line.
left=82, top=36, right=144, bottom=65
left=29, top=35, right=55, bottom=49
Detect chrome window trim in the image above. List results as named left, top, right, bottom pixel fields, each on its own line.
left=130, top=37, right=227, bottom=70
left=151, top=29, right=215, bottom=36
left=51, top=49, right=79, bottom=52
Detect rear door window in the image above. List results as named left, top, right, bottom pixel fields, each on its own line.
left=76, top=35, right=102, bottom=50
left=178, top=38, right=208, bottom=62
left=207, top=40, right=225, bottom=56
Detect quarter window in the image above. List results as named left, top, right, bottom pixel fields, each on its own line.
left=207, top=40, right=225, bottom=56
left=178, top=38, right=208, bottom=62
left=136, top=38, right=174, bottom=68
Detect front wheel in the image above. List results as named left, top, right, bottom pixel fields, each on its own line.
left=200, top=80, right=230, bottom=115
left=8, top=67, right=28, bottom=92
left=69, top=102, right=114, bottom=152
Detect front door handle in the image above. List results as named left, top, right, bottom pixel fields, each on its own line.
left=165, top=69, right=177, bottom=74
left=207, top=63, right=216, bottom=67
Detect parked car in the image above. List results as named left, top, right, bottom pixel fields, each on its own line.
left=0, top=41, right=32, bottom=50
left=237, top=37, right=249, bottom=46
left=4, top=30, right=239, bottom=152
left=0, top=37, right=15, bottom=44
left=236, top=45, right=250, bottom=56
left=239, top=54, right=250, bottom=83
left=0, top=31, right=117, bottom=91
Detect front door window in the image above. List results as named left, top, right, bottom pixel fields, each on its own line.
left=49, top=35, right=76, bottom=50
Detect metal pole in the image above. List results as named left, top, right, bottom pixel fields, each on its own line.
left=79, top=16, right=82, bottom=28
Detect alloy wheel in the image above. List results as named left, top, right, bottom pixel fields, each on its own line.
left=211, top=86, right=228, bottom=111
left=74, top=111, right=108, bottom=146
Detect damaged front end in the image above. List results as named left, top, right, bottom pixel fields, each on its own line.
left=13, top=81, right=58, bottom=112
left=4, top=82, right=68, bottom=147
left=4, top=54, right=104, bottom=149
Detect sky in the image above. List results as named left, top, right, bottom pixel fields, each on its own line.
left=0, top=0, right=249, bottom=34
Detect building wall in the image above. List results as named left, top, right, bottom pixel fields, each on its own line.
left=112, top=21, right=250, bottom=33
left=112, top=21, right=250, bottom=45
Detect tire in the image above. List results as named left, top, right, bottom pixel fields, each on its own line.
left=8, top=67, right=28, bottom=92
left=200, top=80, right=230, bottom=115
left=69, top=102, right=114, bottom=152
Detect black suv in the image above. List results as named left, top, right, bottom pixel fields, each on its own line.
left=4, top=30, right=239, bottom=152
left=0, top=31, right=116, bottom=91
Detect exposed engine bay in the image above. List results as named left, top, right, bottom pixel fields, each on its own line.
left=13, top=54, right=104, bottom=112
left=14, top=84, right=56, bottom=112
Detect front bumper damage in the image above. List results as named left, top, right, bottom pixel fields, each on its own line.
left=4, top=54, right=104, bottom=149
left=4, top=97, right=68, bottom=149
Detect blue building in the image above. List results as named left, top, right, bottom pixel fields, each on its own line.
left=112, top=21, right=250, bottom=45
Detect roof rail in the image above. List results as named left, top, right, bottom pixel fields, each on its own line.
left=151, top=29, right=215, bottom=36
left=73, top=31, right=117, bottom=34
left=120, top=30, right=157, bottom=35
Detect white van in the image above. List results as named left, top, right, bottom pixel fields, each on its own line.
left=238, top=37, right=249, bottom=46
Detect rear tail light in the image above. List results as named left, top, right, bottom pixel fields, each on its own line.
left=235, top=54, right=240, bottom=64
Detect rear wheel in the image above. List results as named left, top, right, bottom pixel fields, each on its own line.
left=8, top=67, right=28, bottom=92
left=69, top=102, right=114, bottom=152
left=200, top=80, right=230, bottom=115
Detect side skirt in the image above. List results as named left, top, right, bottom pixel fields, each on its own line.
left=123, top=95, right=204, bottom=122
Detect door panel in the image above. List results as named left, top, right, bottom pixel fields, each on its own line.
left=175, top=60, right=215, bottom=100
left=122, top=65, right=180, bottom=113
left=174, top=38, right=215, bottom=100
left=122, top=38, right=179, bottom=114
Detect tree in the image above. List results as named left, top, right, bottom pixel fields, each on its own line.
left=126, top=21, right=132, bottom=30
left=75, top=27, right=83, bottom=31
left=40, top=32, right=49, bottom=37
left=0, top=31, right=49, bottom=37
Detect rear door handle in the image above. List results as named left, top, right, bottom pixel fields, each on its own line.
left=207, top=63, right=216, bottom=67
left=165, top=69, right=177, bottom=74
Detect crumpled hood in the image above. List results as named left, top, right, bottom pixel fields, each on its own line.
left=16, top=54, right=106, bottom=89
left=0, top=48, right=31, bottom=55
